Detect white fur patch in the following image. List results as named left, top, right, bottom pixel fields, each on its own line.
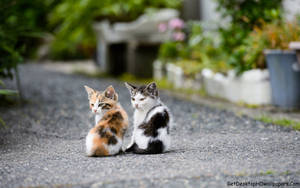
left=153, top=128, right=171, bottom=151
left=134, top=128, right=150, bottom=149
left=86, top=132, right=95, bottom=156
left=107, top=136, right=122, bottom=155
left=95, top=114, right=102, bottom=125
left=133, top=110, right=147, bottom=128
left=126, top=135, right=135, bottom=150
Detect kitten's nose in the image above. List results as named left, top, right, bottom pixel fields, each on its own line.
left=94, top=110, right=97, bottom=113
left=135, top=104, right=138, bottom=108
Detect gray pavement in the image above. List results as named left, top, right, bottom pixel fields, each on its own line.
left=0, top=64, right=299, bottom=188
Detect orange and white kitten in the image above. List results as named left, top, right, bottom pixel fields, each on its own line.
left=84, top=85, right=128, bottom=157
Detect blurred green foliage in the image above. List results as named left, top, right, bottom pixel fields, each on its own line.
left=0, top=0, right=57, bottom=78
left=216, top=0, right=282, bottom=51
left=216, top=0, right=283, bottom=74
left=49, top=0, right=183, bottom=59
left=159, top=42, right=186, bottom=61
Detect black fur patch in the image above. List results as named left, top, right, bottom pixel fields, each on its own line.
left=98, top=127, right=107, bottom=137
left=108, top=135, right=117, bottom=145
left=108, top=111, right=123, bottom=123
left=137, top=85, right=147, bottom=93
left=139, top=109, right=169, bottom=137
left=110, top=127, right=117, bottom=134
left=98, top=127, right=113, bottom=139
left=136, top=85, right=157, bottom=98
left=132, top=140, right=164, bottom=154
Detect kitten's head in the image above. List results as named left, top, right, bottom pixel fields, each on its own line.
left=84, top=85, right=118, bottom=114
left=125, top=82, right=159, bottom=110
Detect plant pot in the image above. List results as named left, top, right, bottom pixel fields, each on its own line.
left=202, top=68, right=271, bottom=105
left=289, top=42, right=300, bottom=66
left=173, top=65, right=184, bottom=89
left=182, top=76, right=202, bottom=90
left=225, top=69, right=271, bottom=105
left=166, top=64, right=202, bottom=89
left=166, top=63, right=176, bottom=83
left=264, top=50, right=300, bottom=109
left=202, top=69, right=227, bottom=99
left=153, top=60, right=165, bottom=80
left=166, top=63, right=183, bottom=88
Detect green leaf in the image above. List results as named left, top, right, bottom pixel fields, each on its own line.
left=0, top=117, right=6, bottom=127
left=0, top=89, right=18, bottom=96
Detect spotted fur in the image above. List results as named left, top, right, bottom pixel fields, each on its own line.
left=84, top=85, right=128, bottom=157
left=125, top=82, right=172, bottom=154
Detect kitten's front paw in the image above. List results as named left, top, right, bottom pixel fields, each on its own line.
left=124, top=144, right=135, bottom=153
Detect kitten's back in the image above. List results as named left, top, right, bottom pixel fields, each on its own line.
left=87, top=106, right=128, bottom=157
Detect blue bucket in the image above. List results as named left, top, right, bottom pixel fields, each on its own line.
left=265, top=50, right=300, bottom=109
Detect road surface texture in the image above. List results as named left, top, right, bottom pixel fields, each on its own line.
left=1, top=64, right=299, bottom=188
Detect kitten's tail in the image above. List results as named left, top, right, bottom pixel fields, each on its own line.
left=132, top=141, right=164, bottom=154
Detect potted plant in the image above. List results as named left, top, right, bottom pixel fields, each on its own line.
left=261, top=22, right=300, bottom=109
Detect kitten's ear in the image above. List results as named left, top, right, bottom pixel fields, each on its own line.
left=104, top=85, right=118, bottom=101
left=84, top=85, right=95, bottom=99
left=125, top=82, right=136, bottom=95
left=146, top=82, right=158, bottom=97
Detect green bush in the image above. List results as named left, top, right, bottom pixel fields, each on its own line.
left=49, top=0, right=183, bottom=59
left=0, top=0, right=55, bottom=78
left=214, top=0, right=283, bottom=74
left=216, top=0, right=282, bottom=51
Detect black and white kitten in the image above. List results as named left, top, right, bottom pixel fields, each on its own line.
left=125, top=82, right=171, bottom=154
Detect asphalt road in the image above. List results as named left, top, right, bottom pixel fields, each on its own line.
left=0, top=64, right=299, bottom=188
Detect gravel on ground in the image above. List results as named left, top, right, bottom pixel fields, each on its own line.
left=0, top=64, right=299, bottom=188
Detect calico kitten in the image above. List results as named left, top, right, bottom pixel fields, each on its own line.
left=84, top=85, right=128, bottom=157
left=125, top=82, right=171, bottom=154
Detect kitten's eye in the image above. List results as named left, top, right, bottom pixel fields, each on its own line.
left=91, top=104, right=94, bottom=106
left=98, top=103, right=102, bottom=107
left=132, top=98, right=135, bottom=101
left=140, top=98, right=145, bottom=101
